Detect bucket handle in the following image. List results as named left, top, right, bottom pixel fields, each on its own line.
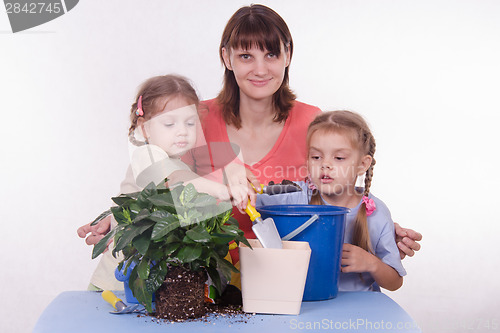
left=281, top=214, right=319, bottom=241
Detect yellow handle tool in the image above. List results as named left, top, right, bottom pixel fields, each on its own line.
left=245, top=202, right=282, bottom=249
left=252, top=183, right=302, bottom=195
left=244, top=202, right=263, bottom=223
left=102, top=290, right=142, bottom=314
left=102, top=290, right=124, bottom=310
left=251, top=184, right=265, bottom=194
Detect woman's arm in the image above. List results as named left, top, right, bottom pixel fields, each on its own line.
left=341, top=243, right=403, bottom=291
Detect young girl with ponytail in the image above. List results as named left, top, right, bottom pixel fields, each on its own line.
left=256, top=110, right=406, bottom=291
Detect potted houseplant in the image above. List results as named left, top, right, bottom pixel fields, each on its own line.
left=91, top=181, right=250, bottom=320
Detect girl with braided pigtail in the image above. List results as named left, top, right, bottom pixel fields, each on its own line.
left=256, top=110, right=406, bottom=292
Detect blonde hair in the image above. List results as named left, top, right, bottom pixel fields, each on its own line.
left=128, top=74, right=199, bottom=145
left=307, top=110, right=376, bottom=254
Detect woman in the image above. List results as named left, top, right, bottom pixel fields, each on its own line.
left=189, top=4, right=322, bottom=241
left=78, top=4, right=421, bottom=290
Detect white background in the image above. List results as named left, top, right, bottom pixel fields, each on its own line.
left=1, top=1, right=499, bottom=332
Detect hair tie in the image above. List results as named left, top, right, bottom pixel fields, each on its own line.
left=135, top=95, right=144, bottom=116
left=305, top=176, right=317, bottom=191
left=362, top=196, right=376, bottom=216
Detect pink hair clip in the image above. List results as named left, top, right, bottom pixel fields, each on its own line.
left=362, top=196, right=376, bottom=216
left=306, top=176, right=318, bottom=191
left=136, top=95, right=144, bottom=116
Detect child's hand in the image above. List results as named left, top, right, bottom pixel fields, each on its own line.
left=227, top=183, right=249, bottom=212
left=213, top=184, right=231, bottom=202
left=341, top=243, right=378, bottom=274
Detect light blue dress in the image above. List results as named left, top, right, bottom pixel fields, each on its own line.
left=256, top=181, right=406, bottom=292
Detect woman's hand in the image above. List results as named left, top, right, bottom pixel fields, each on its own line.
left=394, top=223, right=422, bottom=259
left=245, top=167, right=260, bottom=207
left=77, top=215, right=112, bottom=247
left=224, top=163, right=261, bottom=212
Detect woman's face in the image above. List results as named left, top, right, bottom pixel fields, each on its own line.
left=139, top=96, right=198, bottom=158
left=222, top=42, right=290, bottom=102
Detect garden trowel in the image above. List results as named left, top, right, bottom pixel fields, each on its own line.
left=102, top=290, right=144, bottom=314
left=245, top=203, right=283, bottom=249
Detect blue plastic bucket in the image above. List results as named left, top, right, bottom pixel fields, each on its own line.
left=257, top=205, right=349, bottom=301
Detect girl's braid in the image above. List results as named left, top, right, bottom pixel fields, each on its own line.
left=363, top=136, right=376, bottom=197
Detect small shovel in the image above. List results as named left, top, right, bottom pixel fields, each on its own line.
left=245, top=203, right=283, bottom=249
left=102, top=290, right=144, bottom=314
left=244, top=183, right=303, bottom=249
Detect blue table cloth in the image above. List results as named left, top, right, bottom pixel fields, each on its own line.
left=33, top=291, right=421, bottom=332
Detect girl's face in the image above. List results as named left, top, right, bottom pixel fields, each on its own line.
left=139, top=96, right=198, bottom=158
left=307, top=130, right=372, bottom=201
left=222, top=42, right=290, bottom=103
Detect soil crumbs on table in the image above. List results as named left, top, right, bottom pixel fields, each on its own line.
left=139, top=304, right=255, bottom=325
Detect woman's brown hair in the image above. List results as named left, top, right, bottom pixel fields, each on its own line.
left=217, top=4, right=296, bottom=129
left=307, top=111, right=377, bottom=254
left=128, top=74, right=199, bottom=145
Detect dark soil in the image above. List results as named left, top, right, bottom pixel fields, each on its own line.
left=268, top=179, right=302, bottom=190
left=155, top=265, right=207, bottom=321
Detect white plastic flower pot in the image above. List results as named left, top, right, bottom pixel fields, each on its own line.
left=239, top=239, right=311, bottom=315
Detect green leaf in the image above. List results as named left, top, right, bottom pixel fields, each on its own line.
left=213, top=252, right=239, bottom=281
left=217, top=201, right=233, bottom=214
left=165, top=233, right=182, bottom=244
left=149, top=210, right=171, bottom=222
left=179, top=210, right=202, bottom=227
left=145, top=261, right=168, bottom=294
left=111, top=207, right=131, bottom=225
left=214, top=244, right=230, bottom=258
left=114, top=221, right=154, bottom=253
left=128, top=202, right=143, bottom=215
left=151, top=215, right=180, bottom=240
left=92, top=227, right=117, bottom=259
left=186, top=225, right=211, bottom=242
left=132, top=230, right=151, bottom=255
left=235, top=234, right=252, bottom=249
left=191, top=195, right=217, bottom=207
left=182, top=234, right=196, bottom=244
left=210, top=233, right=236, bottom=245
left=163, top=242, right=180, bottom=256
left=137, top=182, right=158, bottom=205
left=147, top=193, right=177, bottom=209
left=147, top=248, right=164, bottom=262
left=137, top=258, right=150, bottom=280
left=130, top=267, right=153, bottom=313
left=177, top=244, right=202, bottom=263
left=206, top=266, right=222, bottom=295
left=133, top=209, right=150, bottom=223
left=220, top=224, right=240, bottom=236
left=180, top=183, right=197, bottom=204
left=111, top=193, right=138, bottom=206
left=90, top=210, right=112, bottom=226
left=224, top=216, right=239, bottom=227
left=122, top=256, right=138, bottom=277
